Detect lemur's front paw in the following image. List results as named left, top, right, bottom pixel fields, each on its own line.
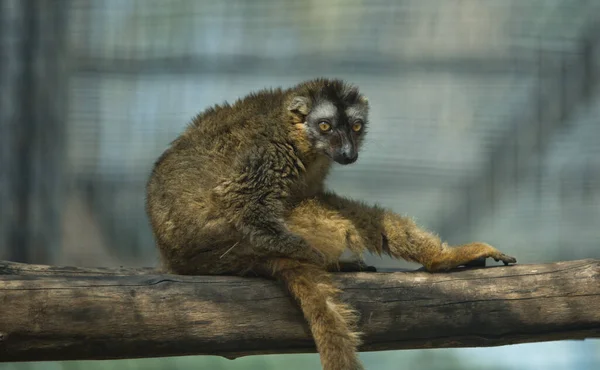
left=332, top=260, right=377, bottom=272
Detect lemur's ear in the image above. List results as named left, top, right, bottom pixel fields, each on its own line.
left=359, top=95, right=369, bottom=105
left=287, top=96, right=311, bottom=116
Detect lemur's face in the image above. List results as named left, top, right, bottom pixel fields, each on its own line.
left=304, top=99, right=368, bottom=165
left=288, top=81, right=369, bottom=165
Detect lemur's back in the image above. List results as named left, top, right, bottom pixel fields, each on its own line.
left=145, top=85, right=303, bottom=275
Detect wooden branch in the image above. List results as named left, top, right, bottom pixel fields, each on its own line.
left=0, top=259, right=598, bottom=363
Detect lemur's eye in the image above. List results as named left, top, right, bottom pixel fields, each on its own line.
left=352, top=121, right=363, bottom=132
left=319, top=121, right=332, bottom=132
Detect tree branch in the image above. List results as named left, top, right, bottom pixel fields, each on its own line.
left=0, top=259, right=598, bottom=363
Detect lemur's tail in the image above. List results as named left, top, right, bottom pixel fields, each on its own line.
left=264, top=258, right=365, bottom=370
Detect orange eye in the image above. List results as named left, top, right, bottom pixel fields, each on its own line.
left=352, top=121, right=363, bottom=132
left=319, top=121, right=332, bottom=132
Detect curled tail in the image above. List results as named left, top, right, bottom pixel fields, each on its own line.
left=265, top=258, right=365, bottom=370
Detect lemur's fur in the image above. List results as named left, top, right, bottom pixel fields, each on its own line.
left=145, top=78, right=517, bottom=370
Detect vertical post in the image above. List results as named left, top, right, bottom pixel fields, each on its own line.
left=0, top=0, right=70, bottom=264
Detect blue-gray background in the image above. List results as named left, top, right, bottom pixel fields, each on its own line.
left=1, top=0, right=599, bottom=369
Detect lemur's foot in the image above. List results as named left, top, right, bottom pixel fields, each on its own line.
left=465, top=242, right=517, bottom=266
left=427, top=242, right=517, bottom=272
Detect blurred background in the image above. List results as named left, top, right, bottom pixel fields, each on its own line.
left=1, top=0, right=599, bottom=369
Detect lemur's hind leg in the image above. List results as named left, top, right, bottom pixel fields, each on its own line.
left=290, top=192, right=517, bottom=272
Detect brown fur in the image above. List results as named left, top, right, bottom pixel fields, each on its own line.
left=145, top=78, right=516, bottom=370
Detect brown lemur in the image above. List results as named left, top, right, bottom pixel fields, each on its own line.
left=145, top=78, right=517, bottom=370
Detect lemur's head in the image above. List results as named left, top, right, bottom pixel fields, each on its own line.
left=287, top=78, right=369, bottom=165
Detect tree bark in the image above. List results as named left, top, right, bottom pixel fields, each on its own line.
left=0, top=259, right=598, bottom=363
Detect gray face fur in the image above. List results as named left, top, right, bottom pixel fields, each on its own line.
left=303, top=98, right=369, bottom=165
left=286, top=80, right=370, bottom=165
